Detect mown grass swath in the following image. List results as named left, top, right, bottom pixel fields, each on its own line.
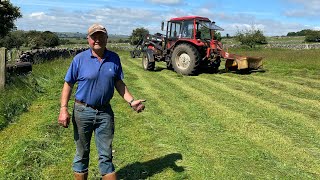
left=0, top=47, right=319, bottom=179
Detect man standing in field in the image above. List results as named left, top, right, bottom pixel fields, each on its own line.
left=58, top=23, right=145, bottom=180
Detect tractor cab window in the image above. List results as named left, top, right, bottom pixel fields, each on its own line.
left=196, top=21, right=212, bottom=40
left=180, top=21, right=193, bottom=38
left=168, top=22, right=181, bottom=39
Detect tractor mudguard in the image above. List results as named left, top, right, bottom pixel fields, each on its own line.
left=145, top=49, right=155, bottom=62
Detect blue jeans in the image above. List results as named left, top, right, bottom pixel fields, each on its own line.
left=72, top=102, right=115, bottom=175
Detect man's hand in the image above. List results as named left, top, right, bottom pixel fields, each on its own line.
left=58, top=107, right=70, bottom=128
left=131, top=100, right=146, bottom=113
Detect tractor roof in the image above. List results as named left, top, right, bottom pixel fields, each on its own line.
left=169, top=16, right=210, bottom=21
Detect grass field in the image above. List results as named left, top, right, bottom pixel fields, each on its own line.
left=0, top=48, right=319, bottom=179
left=222, top=36, right=307, bottom=45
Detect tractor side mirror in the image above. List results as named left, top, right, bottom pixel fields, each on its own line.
left=161, top=21, right=164, bottom=31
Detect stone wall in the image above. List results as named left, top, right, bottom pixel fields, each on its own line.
left=16, top=44, right=135, bottom=64
left=264, top=43, right=320, bottom=50
left=18, top=47, right=88, bottom=64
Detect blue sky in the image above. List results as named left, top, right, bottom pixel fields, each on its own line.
left=11, top=0, right=320, bottom=36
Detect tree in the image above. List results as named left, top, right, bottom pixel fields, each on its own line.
left=41, top=31, right=59, bottom=47
left=0, top=1, right=22, bottom=38
left=25, top=31, right=44, bottom=49
left=0, top=30, right=25, bottom=49
left=287, top=29, right=314, bottom=36
left=214, top=31, right=222, bottom=41
left=297, top=29, right=313, bottom=36
left=129, top=27, right=149, bottom=45
left=287, top=32, right=296, bottom=36
left=305, top=31, right=320, bottom=42
left=24, top=30, right=60, bottom=49
left=235, top=26, right=267, bottom=48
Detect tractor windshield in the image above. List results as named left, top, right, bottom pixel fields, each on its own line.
left=180, top=20, right=194, bottom=38
left=196, top=20, right=224, bottom=40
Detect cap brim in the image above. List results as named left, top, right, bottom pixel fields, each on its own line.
left=88, top=30, right=107, bottom=36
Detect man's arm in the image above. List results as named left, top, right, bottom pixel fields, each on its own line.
left=115, top=79, right=145, bottom=113
left=58, top=82, right=74, bottom=128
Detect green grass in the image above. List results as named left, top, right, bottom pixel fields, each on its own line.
left=0, top=48, right=320, bottom=179
left=266, top=36, right=306, bottom=44
left=221, top=36, right=311, bottom=45
left=0, top=74, right=43, bottom=129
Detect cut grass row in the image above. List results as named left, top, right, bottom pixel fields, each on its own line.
left=0, top=48, right=319, bottom=179
left=119, top=55, right=320, bottom=178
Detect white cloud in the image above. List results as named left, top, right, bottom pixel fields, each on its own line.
left=15, top=6, right=167, bottom=35
left=29, top=12, right=56, bottom=20
left=283, top=0, right=320, bottom=17
left=11, top=0, right=100, bottom=9
left=286, top=0, right=320, bottom=9
left=177, top=6, right=318, bottom=36
left=145, top=0, right=184, bottom=5
left=29, top=12, right=44, bottom=18
left=14, top=2, right=319, bottom=36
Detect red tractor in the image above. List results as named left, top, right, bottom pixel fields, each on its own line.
left=132, top=16, right=263, bottom=75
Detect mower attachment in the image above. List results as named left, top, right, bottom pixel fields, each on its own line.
left=225, top=56, right=263, bottom=71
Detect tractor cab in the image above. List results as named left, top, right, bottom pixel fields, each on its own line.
left=163, top=16, right=224, bottom=50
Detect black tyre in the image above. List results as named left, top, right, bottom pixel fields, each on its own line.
left=208, top=58, right=221, bottom=73
left=130, top=51, right=135, bottom=58
left=136, top=50, right=141, bottom=58
left=166, top=61, right=173, bottom=70
left=136, top=45, right=142, bottom=57
left=142, top=52, right=155, bottom=71
left=172, top=44, right=200, bottom=75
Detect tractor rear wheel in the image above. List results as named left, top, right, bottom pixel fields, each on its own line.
left=142, top=52, right=155, bottom=71
left=172, top=44, right=200, bottom=75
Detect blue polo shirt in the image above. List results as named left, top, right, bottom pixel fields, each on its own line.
left=65, top=49, right=124, bottom=106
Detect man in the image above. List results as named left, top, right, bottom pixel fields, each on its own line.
left=58, top=23, right=145, bottom=180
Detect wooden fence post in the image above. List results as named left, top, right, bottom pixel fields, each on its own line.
left=0, top=47, right=7, bottom=89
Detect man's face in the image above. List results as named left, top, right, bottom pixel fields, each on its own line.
left=87, top=31, right=108, bottom=50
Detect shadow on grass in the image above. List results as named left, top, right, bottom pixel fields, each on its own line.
left=116, top=153, right=184, bottom=179
left=157, top=67, right=266, bottom=76
left=213, top=68, right=267, bottom=75
left=153, top=67, right=167, bottom=72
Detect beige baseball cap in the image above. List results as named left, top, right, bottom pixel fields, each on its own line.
left=87, top=23, right=108, bottom=36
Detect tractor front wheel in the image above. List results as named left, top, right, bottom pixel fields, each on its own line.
left=142, top=52, right=155, bottom=71
left=172, top=44, right=200, bottom=75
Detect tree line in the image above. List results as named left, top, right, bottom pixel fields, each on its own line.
left=0, top=1, right=59, bottom=50
left=287, top=29, right=320, bottom=42
left=0, top=30, right=60, bottom=50
left=1, top=0, right=318, bottom=52
left=0, top=30, right=133, bottom=50
left=128, top=27, right=266, bottom=48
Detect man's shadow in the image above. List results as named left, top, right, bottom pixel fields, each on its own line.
left=116, top=153, right=184, bottom=179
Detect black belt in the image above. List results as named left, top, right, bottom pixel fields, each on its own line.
left=75, top=99, right=109, bottom=111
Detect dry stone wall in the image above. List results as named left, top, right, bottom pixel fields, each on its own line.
left=19, top=47, right=88, bottom=64
left=264, top=43, right=320, bottom=50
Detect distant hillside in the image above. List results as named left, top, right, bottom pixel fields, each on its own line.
left=55, top=32, right=129, bottom=40
left=54, top=32, right=86, bottom=38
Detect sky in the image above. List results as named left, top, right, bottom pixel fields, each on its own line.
left=10, top=0, right=320, bottom=36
